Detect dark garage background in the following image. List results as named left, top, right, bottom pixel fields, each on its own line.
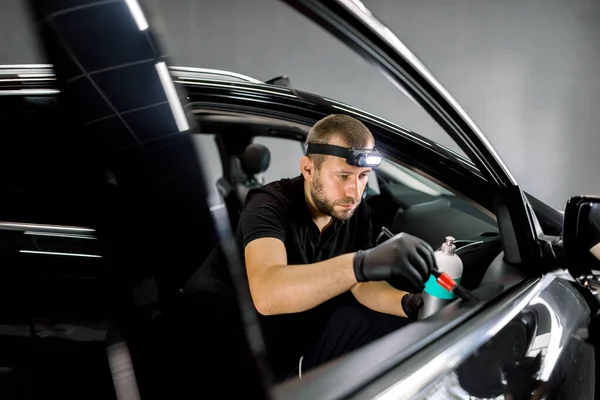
left=2, top=0, right=599, bottom=210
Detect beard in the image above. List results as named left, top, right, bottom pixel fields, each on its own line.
left=311, top=174, right=360, bottom=221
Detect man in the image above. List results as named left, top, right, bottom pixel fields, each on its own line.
left=184, top=114, right=435, bottom=382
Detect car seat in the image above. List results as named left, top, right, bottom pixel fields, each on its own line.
left=235, top=143, right=271, bottom=204
left=217, top=143, right=271, bottom=230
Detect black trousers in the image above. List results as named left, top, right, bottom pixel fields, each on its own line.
left=172, top=291, right=412, bottom=388
left=279, top=303, right=413, bottom=381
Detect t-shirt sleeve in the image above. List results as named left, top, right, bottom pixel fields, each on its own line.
left=240, top=191, right=288, bottom=248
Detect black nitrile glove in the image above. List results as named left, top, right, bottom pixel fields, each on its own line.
left=401, top=293, right=424, bottom=319
left=353, top=232, right=435, bottom=291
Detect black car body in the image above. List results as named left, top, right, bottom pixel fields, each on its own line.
left=0, top=0, right=595, bottom=399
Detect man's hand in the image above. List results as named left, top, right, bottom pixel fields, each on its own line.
left=401, top=293, right=424, bottom=319
left=353, top=232, right=435, bottom=291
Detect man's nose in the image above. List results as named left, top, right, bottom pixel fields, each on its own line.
left=345, top=178, right=361, bottom=199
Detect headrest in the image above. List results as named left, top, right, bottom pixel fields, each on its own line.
left=240, top=144, right=270, bottom=176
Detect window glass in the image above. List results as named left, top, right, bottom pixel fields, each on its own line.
left=252, top=136, right=304, bottom=183
left=381, top=160, right=456, bottom=197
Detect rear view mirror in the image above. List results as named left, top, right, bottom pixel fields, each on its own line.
left=563, top=195, right=600, bottom=281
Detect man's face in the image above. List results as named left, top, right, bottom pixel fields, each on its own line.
left=310, top=138, right=372, bottom=221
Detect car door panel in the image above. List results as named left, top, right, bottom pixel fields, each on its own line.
left=340, top=275, right=590, bottom=399
left=418, top=277, right=591, bottom=400
left=273, top=276, right=529, bottom=399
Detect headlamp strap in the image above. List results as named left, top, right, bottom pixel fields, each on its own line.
left=305, top=143, right=351, bottom=158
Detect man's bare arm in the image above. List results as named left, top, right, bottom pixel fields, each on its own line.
left=245, top=237, right=357, bottom=315
left=351, top=281, right=409, bottom=318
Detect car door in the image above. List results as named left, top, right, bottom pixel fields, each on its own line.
left=8, top=1, right=258, bottom=399
left=270, top=0, right=594, bottom=398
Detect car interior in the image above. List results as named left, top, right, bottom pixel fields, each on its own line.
left=0, top=97, right=516, bottom=399
left=193, top=112, right=505, bottom=291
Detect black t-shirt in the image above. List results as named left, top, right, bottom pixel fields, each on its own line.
left=185, top=175, right=373, bottom=373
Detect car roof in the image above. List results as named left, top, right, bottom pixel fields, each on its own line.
left=0, top=64, right=263, bottom=93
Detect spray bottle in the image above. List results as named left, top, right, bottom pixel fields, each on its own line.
left=419, top=236, right=463, bottom=319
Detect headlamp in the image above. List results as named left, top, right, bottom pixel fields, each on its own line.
left=306, top=143, right=383, bottom=168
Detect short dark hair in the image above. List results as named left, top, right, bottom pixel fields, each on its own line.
left=306, top=114, right=374, bottom=169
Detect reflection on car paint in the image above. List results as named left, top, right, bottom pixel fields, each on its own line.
left=422, top=277, right=589, bottom=399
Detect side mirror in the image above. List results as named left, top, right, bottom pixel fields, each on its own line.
left=563, top=195, right=600, bottom=281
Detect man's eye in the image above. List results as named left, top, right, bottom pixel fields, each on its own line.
left=338, top=175, right=349, bottom=179
left=359, top=174, right=369, bottom=179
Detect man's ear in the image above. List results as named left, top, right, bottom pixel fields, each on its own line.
left=300, top=156, right=314, bottom=181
